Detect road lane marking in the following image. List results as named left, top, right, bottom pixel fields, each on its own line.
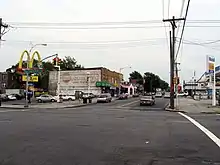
left=120, top=100, right=140, bottom=107
left=0, top=109, right=30, bottom=113
left=179, top=112, right=220, bottom=148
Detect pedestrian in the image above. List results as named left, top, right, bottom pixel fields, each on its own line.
left=28, top=91, right=31, bottom=103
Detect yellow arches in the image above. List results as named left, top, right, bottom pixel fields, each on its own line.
left=18, top=50, right=42, bottom=69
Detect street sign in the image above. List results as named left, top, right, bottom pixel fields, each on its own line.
left=22, top=75, right=38, bottom=82
left=24, top=69, right=43, bottom=74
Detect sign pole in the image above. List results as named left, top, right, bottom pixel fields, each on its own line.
left=212, top=67, right=216, bottom=106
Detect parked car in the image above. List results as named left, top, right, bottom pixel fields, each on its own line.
left=82, top=93, right=95, bottom=99
left=164, top=92, right=177, bottom=98
left=155, top=92, right=163, bottom=98
left=60, top=95, right=75, bottom=101
left=133, top=93, right=139, bottom=97
left=9, top=94, right=23, bottom=100
left=97, top=93, right=112, bottom=103
left=36, top=94, right=57, bottom=103
left=0, top=94, right=8, bottom=101
left=164, top=92, right=170, bottom=98
left=7, top=94, right=17, bottom=100
left=140, top=94, right=155, bottom=106
left=118, top=93, right=128, bottom=100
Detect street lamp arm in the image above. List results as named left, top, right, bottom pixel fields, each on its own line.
left=29, top=43, right=47, bottom=53
left=119, top=66, right=131, bottom=72
left=41, top=54, right=58, bottom=62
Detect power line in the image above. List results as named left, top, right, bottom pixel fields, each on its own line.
left=175, top=0, right=191, bottom=60
left=162, top=0, right=165, bottom=19
left=11, top=25, right=220, bottom=30
left=2, top=41, right=165, bottom=50
left=8, top=20, right=220, bottom=26
left=8, top=20, right=162, bottom=26
left=176, top=0, right=186, bottom=36
left=4, top=38, right=166, bottom=44
left=168, top=0, right=171, bottom=19
left=176, top=38, right=220, bottom=51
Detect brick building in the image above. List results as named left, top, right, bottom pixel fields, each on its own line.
left=0, top=72, right=13, bottom=94
left=48, top=67, right=123, bottom=96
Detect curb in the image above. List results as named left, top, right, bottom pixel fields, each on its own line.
left=201, top=111, right=220, bottom=114
left=163, top=102, right=170, bottom=110
left=164, top=103, right=186, bottom=113
left=0, top=102, right=98, bottom=110
left=0, top=106, right=28, bottom=110
left=165, top=108, right=186, bottom=113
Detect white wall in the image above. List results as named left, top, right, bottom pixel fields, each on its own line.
left=49, top=69, right=102, bottom=95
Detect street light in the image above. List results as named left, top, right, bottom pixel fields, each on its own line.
left=25, top=43, right=47, bottom=108
left=118, top=66, right=131, bottom=95
left=87, top=72, right=90, bottom=94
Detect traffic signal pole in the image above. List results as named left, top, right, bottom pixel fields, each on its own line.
left=163, top=16, right=185, bottom=109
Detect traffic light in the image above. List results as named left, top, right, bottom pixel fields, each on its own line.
left=53, top=57, right=61, bottom=66
left=177, top=77, right=180, bottom=85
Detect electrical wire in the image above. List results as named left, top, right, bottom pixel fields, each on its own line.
left=11, top=25, right=220, bottom=30
left=168, top=0, right=171, bottom=19
left=176, top=0, right=186, bottom=36
left=161, top=0, right=169, bottom=51
left=7, top=20, right=220, bottom=26
left=175, top=0, right=191, bottom=60
left=4, top=38, right=166, bottom=44
left=176, top=38, right=220, bottom=51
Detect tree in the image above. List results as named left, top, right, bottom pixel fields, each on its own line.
left=5, top=56, right=83, bottom=90
left=129, top=71, right=143, bottom=84
left=143, top=72, right=169, bottom=92
left=60, top=56, right=83, bottom=70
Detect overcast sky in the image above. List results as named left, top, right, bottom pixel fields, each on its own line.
left=1, top=0, right=220, bottom=82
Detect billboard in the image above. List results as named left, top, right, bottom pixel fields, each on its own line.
left=206, top=55, right=215, bottom=74
left=22, top=75, right=39, bottom=82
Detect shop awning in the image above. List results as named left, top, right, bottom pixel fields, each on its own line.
left=96, top=81, right=111, bottom=87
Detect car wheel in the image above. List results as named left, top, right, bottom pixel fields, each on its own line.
left=68, top=98, right=73, bottom=101
left=38, top=99, right=42, bottom=103
left=51, top=99, right=55, bottom=102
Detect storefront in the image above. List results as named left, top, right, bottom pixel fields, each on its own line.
left=96, top=81, right=119, bottom=96
left=120, top=82, right=135, bottom=95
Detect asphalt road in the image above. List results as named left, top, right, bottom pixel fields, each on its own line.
left=0, top=97, right=219, bottom=165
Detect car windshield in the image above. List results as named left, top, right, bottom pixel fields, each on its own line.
left=99, top=95, right=107, bottom=98
left=142, top=96, right=152, bottom=99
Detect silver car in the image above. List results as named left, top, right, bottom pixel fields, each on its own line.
left=36, top=95, right=57, bottom=103
left=97, top=93, right=112, bottom=103
left=140, top=95, right=155, bottom=106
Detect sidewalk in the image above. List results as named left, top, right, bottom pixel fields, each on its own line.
left=0, top=97, right=118, bottom=109
left=0, top=99, right=98, bottom=109
left=166, top=97, right=220, bottom=114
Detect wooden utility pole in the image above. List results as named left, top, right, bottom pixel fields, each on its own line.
left=0, top=18, right=9, bottom=106
left=163, top=16, right=185, bottom=109
left=0, top=18, right=8, bottom=41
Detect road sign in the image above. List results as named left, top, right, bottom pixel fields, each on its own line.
left=22, top=75, right=38, bottom=82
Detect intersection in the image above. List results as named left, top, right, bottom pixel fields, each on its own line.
left=0, top=98, right=219, bottom=165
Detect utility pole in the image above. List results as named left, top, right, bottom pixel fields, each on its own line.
left=0, top=18, right=9, bottom=42
left=0, top=18, right=8, bottom=106
left=163, top=16, right=185, bottom=109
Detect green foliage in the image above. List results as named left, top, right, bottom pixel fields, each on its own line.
left=60, top=56, right=83, bottom=70
left=143, top=72, right=169, bottom=92
left=129, top=71, right=143, bottom=84
left=6, top=56, right=83, bottom=90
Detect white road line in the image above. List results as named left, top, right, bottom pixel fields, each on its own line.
left=179, top=112, right=220, bottom=148
left=121, top=100, right=140, bottom=107
left=0, top=109, right=30, bottom=113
